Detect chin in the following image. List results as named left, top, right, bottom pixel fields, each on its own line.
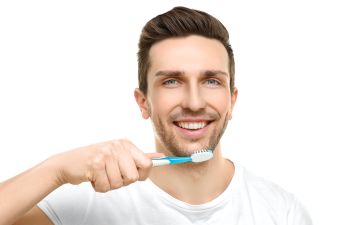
left=171, top=141, right=211, bottom=156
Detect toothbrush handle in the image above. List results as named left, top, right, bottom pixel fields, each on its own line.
left=152, top=159, right=171, bottom=167
left=152, top=156, right=192, bottom=167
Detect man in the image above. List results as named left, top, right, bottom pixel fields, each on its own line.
left=1, top=6, right=312, bottom=225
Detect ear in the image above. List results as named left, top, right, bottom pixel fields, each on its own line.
left=134, top=88, right=150, bottom=119
left=228, top=87, right=238, bottom=120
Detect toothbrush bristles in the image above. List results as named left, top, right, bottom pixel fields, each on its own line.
left=191, top=149, right=213, bottom=163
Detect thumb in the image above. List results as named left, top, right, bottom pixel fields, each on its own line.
left=146, top=152, right=166, bottom=159
left=137, top=152, right=166, bottom=181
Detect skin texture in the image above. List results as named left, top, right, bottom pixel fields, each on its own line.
left=4, top=35, right=238, bottom=225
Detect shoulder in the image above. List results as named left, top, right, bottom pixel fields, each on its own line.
left=37, top=183, right=94, bottom=224
left=236, top=163, right=295, bottom=202
left=234, top=163, right=312, bottom=224
left=38, top=182, right=143, bottom=224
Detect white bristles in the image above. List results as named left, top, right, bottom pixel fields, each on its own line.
left=190, top=149, right=213, bottom=163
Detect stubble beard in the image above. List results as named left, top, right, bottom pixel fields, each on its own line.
left=151, top=111, right=230, bottom=157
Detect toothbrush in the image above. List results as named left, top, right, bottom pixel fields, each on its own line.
left=152, top=149, right=213, bottom=167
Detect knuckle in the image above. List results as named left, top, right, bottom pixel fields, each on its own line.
left=110, top=139, right=121, bottom=147
left=93, top=183, right=110, bottom=193
left=95, top=187, right=109, bottom=193
left=138, top=157, right=152, bottom=170
left=110, top=180, right=123, bottom=189
left=123, top=174, right=139, bottom=185
left=111, top=138, right=119, bottom=143
left=138, top=174, right=147, bottom=181
left=110, top=140, right=124, bottom=153
left=100, top=147, right=113, bottom=158
left=119, top=138, right=131, bottom=145
left=119, top=139, right=134, bottom=150
left=89, top=152, right=109, bottom=171
left=143, top=159, right=153, bottom=168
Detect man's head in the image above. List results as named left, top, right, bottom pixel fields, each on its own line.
left=137, top=6, right=235, bottom=95
left=135, top=6, right=237, bottom=156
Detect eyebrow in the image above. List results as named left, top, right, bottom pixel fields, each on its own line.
left=154, top=70, right=228, bottom=77
left=202, top=70, right=229, bottom=77
left=154, top=70, right=184, bottom=77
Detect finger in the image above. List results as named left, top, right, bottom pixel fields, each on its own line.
left=137, top=153, right=165, bottom=181
left=91, top=166, right=111, bottom=193
left=137, top=156, right=153, bottom=181
left=117, top=151, right=139, bottom=186
left=135, top=152, right=166, bottom=180
left=129, top=150, right=160, bottom=181
left=105, top=157, right=123, bottom=190
left=129, top=147, right=165, bottom=167
left=146, top=152, right=166, bottom=159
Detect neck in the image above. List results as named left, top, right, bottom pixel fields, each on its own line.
left=149, top=144, right=234, bottom=205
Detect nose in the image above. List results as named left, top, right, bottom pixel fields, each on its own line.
left=181, top=82, right=206, bottom=111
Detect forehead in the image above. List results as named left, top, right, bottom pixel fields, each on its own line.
left=148, top=35, right=229, bottom=78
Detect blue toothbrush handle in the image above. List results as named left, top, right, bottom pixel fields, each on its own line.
left=152, top=156, right=192, bottom=167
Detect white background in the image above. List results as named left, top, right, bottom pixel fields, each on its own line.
left=0, top=0, right=349, bottom=224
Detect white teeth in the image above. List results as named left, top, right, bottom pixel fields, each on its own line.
left=177, top=122, right=207, bottom=130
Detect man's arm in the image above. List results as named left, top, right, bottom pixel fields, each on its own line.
left=13, top=206, right=53, bottom=225
left=0, top=159, right=60, bottom=225
left=0, top=139, right=163, bottom=225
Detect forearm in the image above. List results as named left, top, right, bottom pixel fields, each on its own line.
left=0, top=139, right=157, bottom=225
left=0, top=159, right=61, bottom=225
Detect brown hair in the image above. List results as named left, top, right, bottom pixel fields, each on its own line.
left=137, top=6, right=235, bottom=95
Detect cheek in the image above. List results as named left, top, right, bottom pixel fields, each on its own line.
left=205, top=91, right=232, bottom=114
left=150, top=90, right=182, bottom=116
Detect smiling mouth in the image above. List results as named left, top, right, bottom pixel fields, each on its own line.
left=173, top=121, right=212, bottom=130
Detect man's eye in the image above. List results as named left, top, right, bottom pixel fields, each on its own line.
left=206, top=79, right=220, bottom=86
left=163, top=79, right=178, bottom=86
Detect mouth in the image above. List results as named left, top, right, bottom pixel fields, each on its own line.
left=174, top=121, right=211, bottom=130
left=173, top=120, right=213, bottom=139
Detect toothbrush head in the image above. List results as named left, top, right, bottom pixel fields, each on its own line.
left=190, top=149, right=213, bottom=163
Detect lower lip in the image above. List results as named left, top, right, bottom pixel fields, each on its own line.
left=174, top=123, right=212, bottom=139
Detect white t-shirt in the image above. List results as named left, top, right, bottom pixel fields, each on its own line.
left=38, top=163, right=312, bottom=225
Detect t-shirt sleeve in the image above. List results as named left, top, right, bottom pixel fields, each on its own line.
left=37, top=183, right=93, bottom=225
left=287, top=195, right=313, bottom=225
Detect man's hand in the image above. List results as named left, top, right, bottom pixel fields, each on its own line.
left=1, top=139, right=164, bottom=225
left=51, top=139, right=164, bottom=192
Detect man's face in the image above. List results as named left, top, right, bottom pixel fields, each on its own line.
left=135, top=35, right=237, bottom=156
